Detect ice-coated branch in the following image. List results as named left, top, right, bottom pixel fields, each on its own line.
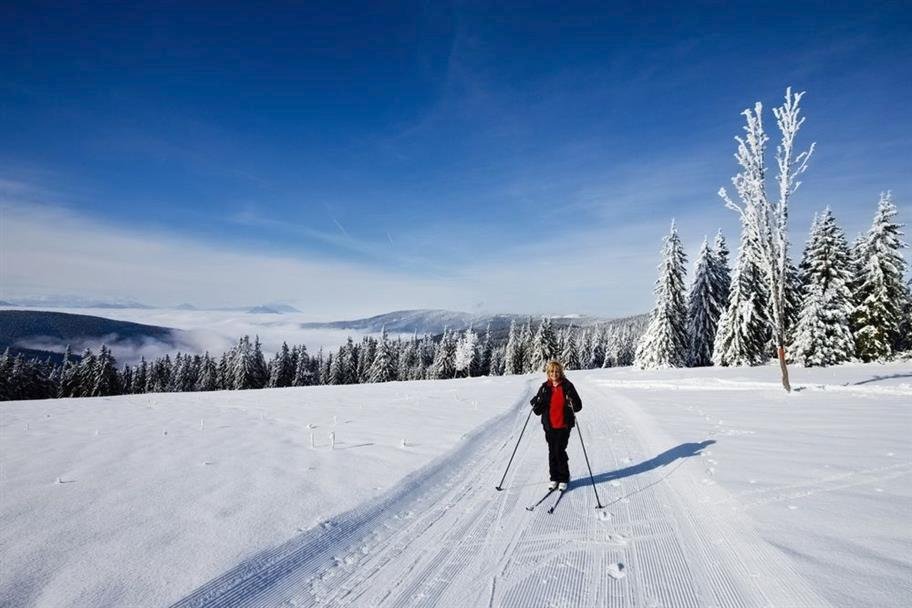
left=718, top=187, right=742, bottom=215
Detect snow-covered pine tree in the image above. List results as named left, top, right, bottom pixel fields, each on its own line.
left=397, top=334, right=418, bottom=381
left=899, top=278, right=912, bottom=354
left=577, top=329, right=592, bottom=370
left=713, top=222, right=771, bottom=367
left=233, top=336, right=254, bottom=389
left=131, top=357, right=148, bottom=394
left=852, top=192, right=909, bottom=361
left=687, top=238, right=723, bottom=367
left=561, top=325, right=580, bottom=369
left=588, top=325, right=606, bottom=368
left=171, top=353, right=193, bottom=392
left=635, top=220, right=689, bottom=368
left=504, top=320, right=522, bottom=375
left=454, top=327, right=479, bottom=377
left=316, top=348, right=329, bottom=385
left=478, top=324, right=494, bottom=376
left=58, top=345, right=79, bottom=397
left=428, top=328, right=457, bottom=379
left=293, top=345, right=314, bottom=386
left=718, top=87, right=815, bottom=391
left=529, top=317, right=557, bottom=372
left=91, top=345, right=119, bottom=396
left=197, top=353, right=218, bottom=391
left=712, top=230, right=732, bottom=306
left=0, top=349, right=11, bottom=401
left=790, top=208, right=855, bottom=366
left=520, top=319, right=534, bottom=373
left=489, top=344, right=506, bottom=376
left=250, top=336, right=268, bottom=389
left=781, top=256, right=802, bottom=352
left=356, top=336, right=376, bottom=383
left=268, top=342, right=294, bottom=388
left=368, top=327, right=397, bottom=383
left=74, top=348, right=97, bottom=397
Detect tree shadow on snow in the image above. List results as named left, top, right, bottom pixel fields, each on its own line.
left=568, top=440, right=716, bottom=494
left=852, top=372, right=912, bottom=386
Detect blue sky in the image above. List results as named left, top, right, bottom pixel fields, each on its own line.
left=1, top=1, right=910, bottom=318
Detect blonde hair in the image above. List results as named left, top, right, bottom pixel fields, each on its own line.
left=545, top=360, right=565, bottom=378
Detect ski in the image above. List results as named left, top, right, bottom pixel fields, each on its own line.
left=546, top=490, right=566, bottom=514
left=525, top=489, right=556, bottom=511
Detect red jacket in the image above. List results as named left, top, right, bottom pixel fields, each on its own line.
left=530, top=378, right=583, bottom=430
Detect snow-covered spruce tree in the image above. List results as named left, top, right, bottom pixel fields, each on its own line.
left=790, top=209, right=855, bottom=366
left=268, top=342, right=295, bottom=388
left=250, top=336, right=268, bottom=389
left=297, top=345, right=317, bottom=386
left=74, top=348, right=97, bottom=397
left=504, top=320, right=522, bottom=375
left=328, top=347, right=344, bottom=385
left=233, top=336, right=254, bottom=389
left=852, top=192, right=909, bottom=360
left=635, top=221, right=689, bottom=369
left=342, top=337, right=359, bottom=384
left=520, top=318, right=534, bottom=373
left=0, top=349, right=12, bottom=401
left=428, top=328, right=457, bottom=379
left=131, top=357, right=148, bottom=394
left=577, top=329, right=592, bottom=369
left=561, top=325, right=580, bottom=370
left=59, top=345, right=79, bottom=397
left=899, top=277, right=912, bottom=355
left=90, top=346, right=118, bottom=396
left=712, top=230, right=732, bottom=306
left=454, top=327, right=479, bottom=377
left=712, top=225, right=770, bottom=367
left=478, top=324, right=494, bottom=376
left=781, top=257, right=802, bottom=352
left=368, top=328, right=397, bottom=383
left=687, top=238, right=724, bottom=367
left=718, top=87, right=815, bottom=391
left=489, top=344, right=507, bottom=376
left=588, top=325, right=606, bottom=368
left=397, top=334, right=418, bottom=381
left=529, top=317, right=557, bottom=372
left=356, top=336, right=376, bottom=383
left=196, top=353, right=218, bottom=391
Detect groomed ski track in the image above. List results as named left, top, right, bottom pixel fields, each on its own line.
left=172, top=373, right=831, bottom=608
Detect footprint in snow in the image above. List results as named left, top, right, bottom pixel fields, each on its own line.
left=607, top=533, right=628, bottom=546
left=606, top=563, right=626, bottom=580
left=598, top=510, right=612, bottom=522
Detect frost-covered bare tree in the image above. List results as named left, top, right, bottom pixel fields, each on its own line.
left=719, top=87, right=815, bottom=392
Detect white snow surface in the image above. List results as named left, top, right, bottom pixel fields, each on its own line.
left=2, top=362, right=910, bottom=607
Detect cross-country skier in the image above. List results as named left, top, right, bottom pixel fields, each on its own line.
left=529, top=360, right=582, bottom=491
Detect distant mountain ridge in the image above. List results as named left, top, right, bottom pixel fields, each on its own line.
left=2, top=298, right=302, bottom=313
left=0, top=310, right=187, bottom=364
left=300, top=309, right=644, bottom=341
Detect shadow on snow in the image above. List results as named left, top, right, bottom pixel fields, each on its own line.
left=567, top=440, right=716, bottom=495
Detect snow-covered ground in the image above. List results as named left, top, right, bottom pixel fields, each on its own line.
left=1, top=362, right=910, bottom=607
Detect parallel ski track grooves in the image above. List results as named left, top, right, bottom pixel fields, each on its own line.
left=169, top=379, right=538, bottom=608
left=174, top=372, right=836, bottom=608
left=587, top=378, right=833, bottom=607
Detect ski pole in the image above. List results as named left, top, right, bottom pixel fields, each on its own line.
left=495, top=406, right=534, bottom=491
left=576, top=421, right=604, bottom=508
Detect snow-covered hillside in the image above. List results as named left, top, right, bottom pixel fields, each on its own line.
left=1, top=362, right=910, bottom=607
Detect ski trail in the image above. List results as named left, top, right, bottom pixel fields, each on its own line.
left=172, top=373, right=833, bottom=607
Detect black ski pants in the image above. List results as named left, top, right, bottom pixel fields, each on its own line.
left=544, top=427, right=571, bottom=483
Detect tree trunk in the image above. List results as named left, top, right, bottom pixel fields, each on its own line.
left=777, top=346, right=791, bottom=392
